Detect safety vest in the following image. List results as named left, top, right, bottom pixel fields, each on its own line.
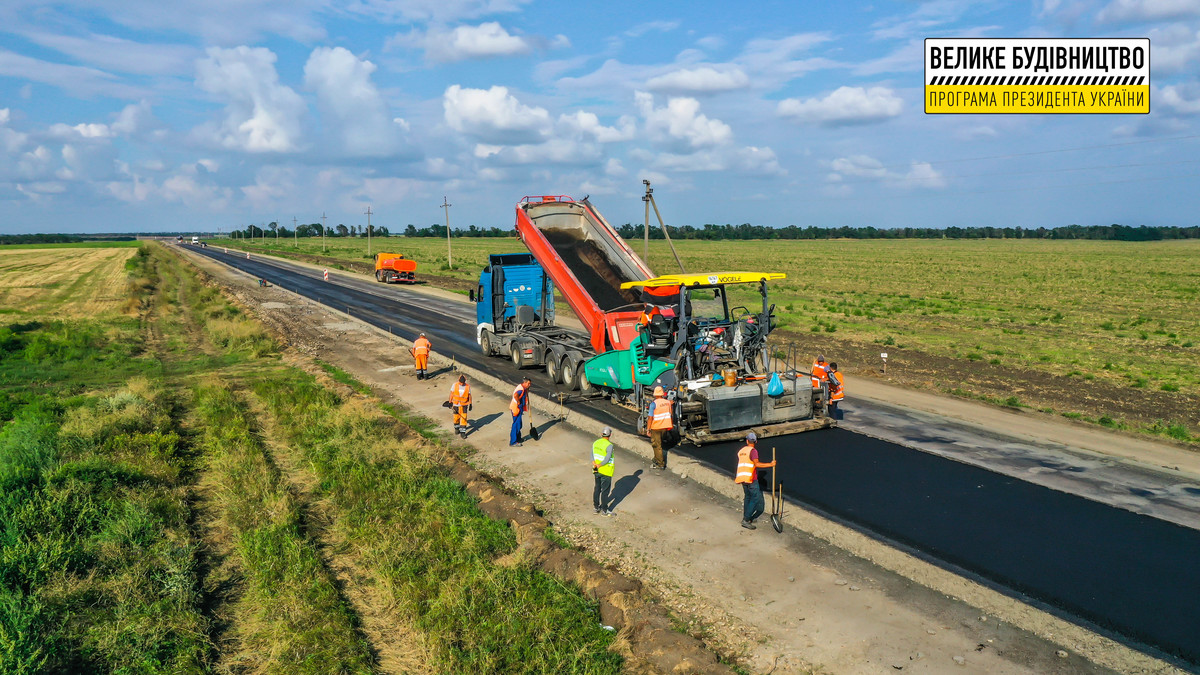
left=648, top=397, right=674, bottom=430
left=829, top=372, right=844, bottom=402
left=592, top=438, right=614, bottom=477
left=734, top=445, right=756, bottom=484
left=510, top=384, right=527, bottom=416
left=811, top=361, right=829, bottom=389
left=413, top=337, right=431, bottom=356
left=450, top=382, right=471, bottom=406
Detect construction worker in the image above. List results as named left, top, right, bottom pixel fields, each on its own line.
left=412, top=332, right=431, bottom=380
left=734, top=432, right=775, bottom=530
left=449, top=374, right=472, bottom=438
left=509, top=376, right=531, bottom=447
left=592, top=427, right=615, bottom=516
left=810, top=354, right=829, bottom=391
left=827, top=362, right=844, bottom=420
left=646, top=385, right=673, bottom=470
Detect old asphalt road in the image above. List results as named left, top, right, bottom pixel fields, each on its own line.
left=188, top=243, right=1200, bottom=667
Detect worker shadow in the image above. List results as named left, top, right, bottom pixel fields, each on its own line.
left=608, top=469, right=643, bottom=510
left=424, top=366, right=456, bottom=380
left=531, top=417, right=563, bottom=438
left=466, top=412, right=504, bottom=436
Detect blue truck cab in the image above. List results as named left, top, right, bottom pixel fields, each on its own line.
left=474, top=253, right=554, bottom=351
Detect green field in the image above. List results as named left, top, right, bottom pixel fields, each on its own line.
left=214, top=235, right=1200, bottom=401
left=1, top=243, right=623, bottom=673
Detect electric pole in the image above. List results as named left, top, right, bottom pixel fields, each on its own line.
left=643, top=179, right=651, bottom=261
left=365, top=206, right=373, bottom=257
left=441, top=196, right=453, bottom=269
left=321, top=212, right=327, bottom=252
left=293, top=216, right=297, bottom=248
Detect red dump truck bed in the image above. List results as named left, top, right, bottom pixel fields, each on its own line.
left=514, top=196, right=653, bottom=353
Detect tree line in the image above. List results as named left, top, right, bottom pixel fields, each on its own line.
left=0, top=234, right=135, bottom=245
left=398, top=222, right=1200, bottom=241
left=234, top=223, right=390, bottom=239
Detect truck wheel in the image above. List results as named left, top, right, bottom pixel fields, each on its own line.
left=546, top=356, right=562, bottom=384
left=480, top=330, right=493, bottom=356
left=510, top=343, right=523, bottom=368
left=578, top=368, right=594, bottom=394
left=561, top=357, right=581, bottom=391
left=375, top=271, right=382, bottom=282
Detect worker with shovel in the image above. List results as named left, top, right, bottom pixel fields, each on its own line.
left=734, top=432, right=775, bottom=530
left=411, top=332, right=431, bottom=380
left=509, top=376, right=531, bottom=447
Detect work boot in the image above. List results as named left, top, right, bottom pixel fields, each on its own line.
left=741, top=520, right=756, bottom=530
left=594, top=507, right=602, bottom=514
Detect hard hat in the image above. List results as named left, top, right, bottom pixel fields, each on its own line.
left=816, top=354, right=825, bottom=362
left=602, top=427, right=612, bottom=437
left=420, top=332, right=426, bottom=337
left=653, top=386, right=664, bottom=397
left=746, top=431, right=758, bottom=442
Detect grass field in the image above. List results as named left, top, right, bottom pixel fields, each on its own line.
left=0, top=242, right=624, bottom=673
left=0, top=246, right=138, bottom=318
left=214, top=235, right=1200, bottom=397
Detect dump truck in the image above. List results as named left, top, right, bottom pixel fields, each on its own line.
left=374, top=253, right=417, bottom=283
left=473, top=195, right=833, bottom=444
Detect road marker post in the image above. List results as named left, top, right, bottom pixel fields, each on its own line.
left=323, top=269, right=329, bottom=281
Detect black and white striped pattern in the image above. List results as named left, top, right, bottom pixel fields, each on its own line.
left=927, top=75, right=1147, bottom=86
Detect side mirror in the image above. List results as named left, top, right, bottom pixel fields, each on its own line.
left=469, top=290, right=475, bottom=302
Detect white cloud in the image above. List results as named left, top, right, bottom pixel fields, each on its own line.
left=195, top=46, right=305, bottom=153
left=17, top=30, right=199, bottom=76
left=111, top=101, right=155, bottom=136
left=1098, top=0, right=1200, bottom=23
left=240, top=166, right=295, bottom=208
left=625, top=20, right=680, bottom=37
left=605, top=158, right=627, bottom=176
left=443, top=85, right=552, bottom=144
left=557, top=111, right=636, bottom=142
left=392, top=22, right=533, bottom=62
left=1159, top=83, right=1200, bottom=115
left=347, top=0, right=534, bottom=23
left=48, top=122, right=113, bottom=139
left=473, top=138, right=603, bottom=165
left=778, top=86, right=903, bottom=126
left=0, top=48, right=147, bottom=99
left=644, top=67, right=750, bottom=94
left=1148, top=25, right=1200, bottom=75
left=0, top=109, right=28, bottom=154
left=305, top=47, right=401, bottom=156
left=829, top=155, right=945, bottom=190
left=635, top=92, right=732, bottom=151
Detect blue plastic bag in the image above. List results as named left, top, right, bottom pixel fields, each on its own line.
left=766, top=372, right=784, bottom=397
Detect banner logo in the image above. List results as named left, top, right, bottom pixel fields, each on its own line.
left=925, top=38, right=1149, bottom=114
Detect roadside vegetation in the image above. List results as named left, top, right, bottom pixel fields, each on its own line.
left=1, top=240, right=626, bottom=672
left=213, top=234, right=1199, bottom=442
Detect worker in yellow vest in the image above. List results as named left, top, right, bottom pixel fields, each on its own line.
left=449, top=375, right=472, bottom=438
left=412, top=332, right=431, bottom=380
left=810, top=353, right=829, bottom=390
left=734, top=432, right=775, bottom=530
left=646, top=386, right=673, bottom=470
left=827, top=362, right=844, bottom=420
left=592, top=427, right=616, bottom=516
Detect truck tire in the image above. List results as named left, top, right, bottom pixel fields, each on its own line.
left=480, top=330, right=493, bottom=356
left=375, top=271, right=382, bottom=282
left=561, top=356, right=581, bottom=391
left=578, top=366, right=594, bottom=394
left=546, top=356, right=562, bottom=384
left=510, top=343, right=523, bottom=368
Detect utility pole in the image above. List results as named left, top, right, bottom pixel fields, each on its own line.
left=365, top=206, right=373, bottom=257
left=643, top=179, right=651, bottom=261
left=321, top=212, right=327, bottom=253
left=293, top=216, right=297, bottom=248
left=441, top=196, right=453, bottom=269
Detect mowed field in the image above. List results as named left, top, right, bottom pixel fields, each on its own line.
left=0, top=245, right=138, bottom=318
left=0, top=242, right=626, bottom=673
left=214, top=235, right=1200, bottom=440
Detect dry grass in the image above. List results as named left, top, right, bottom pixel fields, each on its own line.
left=0, top=247, right=137, bottom=319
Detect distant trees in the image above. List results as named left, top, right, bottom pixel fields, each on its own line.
left=403, top=224, right=513, bottom=238
left=608, top=223, right=1200, bottom=241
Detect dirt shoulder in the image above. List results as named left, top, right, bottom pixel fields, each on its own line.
left=179, top=246, right=1186, bottom=675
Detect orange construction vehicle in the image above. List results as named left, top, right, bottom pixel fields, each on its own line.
left=374, top=253, right=417, bottom=284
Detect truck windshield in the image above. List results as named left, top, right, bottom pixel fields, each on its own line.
left=688, top=287, right=728, bottom=323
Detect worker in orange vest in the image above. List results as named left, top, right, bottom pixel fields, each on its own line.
left=449, top=374, right=472, bottom=438
left=733, top=432, right=776, bottom=530
left=810, top=354, right=829, bottom=391
left=509, top=376, right=531, bottom=447
left=646, top=385, right=674, bottom=470
left=412, top=332, right=432, bottom=380
left=827, top=362, right=844, bottom=420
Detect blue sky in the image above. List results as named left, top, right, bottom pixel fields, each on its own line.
left=1, top=0, right=1198, bottom=233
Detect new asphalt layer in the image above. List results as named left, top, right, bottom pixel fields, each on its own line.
left=188, top=244, right=1200, bottom=666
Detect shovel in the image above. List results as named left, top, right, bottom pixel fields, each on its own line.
left=528, top=406, right=541, bottom=441
left=770, top=447, right=784, bottom=533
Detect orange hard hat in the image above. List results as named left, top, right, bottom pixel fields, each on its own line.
left=653, top=386, right=664, bottom=397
